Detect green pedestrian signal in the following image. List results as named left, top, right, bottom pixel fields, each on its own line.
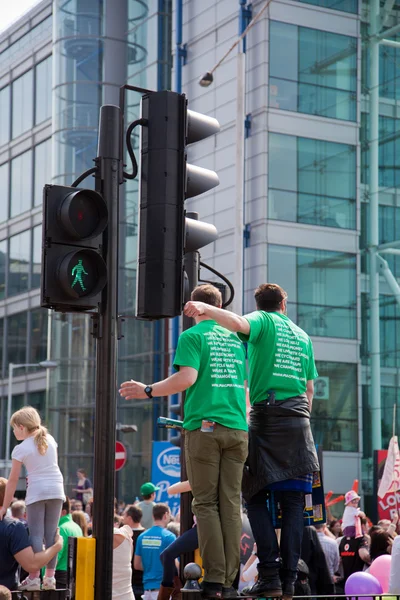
left=71, top=259, right=88, bottom=292
left=41, top=185, right=108, bottom=311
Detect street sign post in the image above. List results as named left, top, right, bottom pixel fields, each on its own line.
left=115, top=441, right=127, bottom=471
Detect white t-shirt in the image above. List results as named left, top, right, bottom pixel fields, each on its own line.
left=342, top=505, right=360, bottom=530
left=12, top=433, right=65, bottom=505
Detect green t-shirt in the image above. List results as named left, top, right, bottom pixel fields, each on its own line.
left=238, top=311, right=318, bottom=404
left=173, top=320, right=247, bottom=431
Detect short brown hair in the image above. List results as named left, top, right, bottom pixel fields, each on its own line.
left=254, top=283, right=287, bottom=312
left=153, top=503, right=170, bottom=521
left=0, top=585, right=11, bottom=600
left=125, top=505, right=143, bottom=523
left=0, top=478, right=7, bottom=507
left=191, top=284, right=222, bottom=307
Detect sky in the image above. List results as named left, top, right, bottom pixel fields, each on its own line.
left=0, top=0, right=41, bottom=34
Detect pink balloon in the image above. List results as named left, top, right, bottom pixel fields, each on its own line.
left=369, top=555, right=392, bottom=593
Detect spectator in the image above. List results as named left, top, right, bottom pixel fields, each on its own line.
left=339, top=531, right=370, bottom=583
left=329, top=519, right=343, bottom=539
left=0, top=477, right=63, bottom=591
left=123, top=505, right=145, bottom=599
left=113, top=524, right=135, bottom=600
left=134, top=504, right=176, bottom=600
left=0, top=586, right=11, bottom=600
left=55, top=497, right=83, bottom=589
left=72, top=500, right=83, bottom=512
left=137, top=483, right=160, bottom=530
left=72, top=510, right=88, bottom=537
left=314, top=523, right=340, bottom=588
left=166, top=522, right=179, bottom=537
left=10, top=501, right=27, bottom=526
left=370, top=529, right=393, bottom=562
left=301, top=525, right=334, bottom=596
left=72, top=469, right=93, bottom=509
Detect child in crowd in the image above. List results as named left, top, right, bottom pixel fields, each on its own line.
left=342, top=490, right=364, bottom=537
left=0, top=407, right=65, bottom=591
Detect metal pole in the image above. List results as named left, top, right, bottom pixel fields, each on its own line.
left=5, top=363, right=14, bottom=464
left=369, top=0, right=382, bottom=451
left=180, top=212, right=199, bottom=572
left=234, top=50, right=245, bottom=315
left=93, top=104, right=121, bottom=600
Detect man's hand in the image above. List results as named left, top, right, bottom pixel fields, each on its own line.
left=0, top=506, right=6, bottom=520
left=184, top=301, right=208, bottom=318
left=119, top=380, right=148, bottom=400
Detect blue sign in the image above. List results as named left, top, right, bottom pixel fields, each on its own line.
left=151, top=441, right=181, bottom=517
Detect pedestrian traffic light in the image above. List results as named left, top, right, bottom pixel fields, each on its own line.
left=41, top=184, right=108, bottom=311
left=136, top=90, right=219, bottom=320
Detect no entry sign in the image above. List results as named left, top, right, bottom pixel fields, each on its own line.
left=115, top=440, right=127, bottom=471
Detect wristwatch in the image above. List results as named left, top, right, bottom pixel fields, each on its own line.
left=144, top=385, right=153, bottom=399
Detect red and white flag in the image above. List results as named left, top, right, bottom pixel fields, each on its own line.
left=378, top=436, right=400, bottom=498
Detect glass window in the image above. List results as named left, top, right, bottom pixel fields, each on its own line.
left=361, top=293, right=400, bottom=369
left=270, top=22, right=357, bottom=121
left=7, top=312, right=27, bottom=365
left=34, top=139, right=51, bottom=207
left=9, top=230, right=30, bottom=297
left=268, top=245, right=357, bottom=338
left=0, top=319, right=4, bottom=379
left=0, top=162, right=9, bottom=223
left=312, top=362, right=358, bottom=452
left=0, top=239, right=7, bottom=300
left=361, top=115, right=400, bottom=190
left=12, top=70, right=33, bottom=139
left=35, top=56, right=52, bottom=124
left=0, top=87, right=10, bottom=146
left=269, top=133, right=356, bottom=229
left=295, top=0, right=358, bottom=13
left=28, top=391, right=46, bottom=416
left=30, top=309, right=48, bottom=363
left=32, top=225, right=42, bottom=289
left=11, top=150, right=33, bottom=218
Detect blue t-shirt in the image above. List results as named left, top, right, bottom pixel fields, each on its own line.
left=0, top=517, right=31, bottom=590
left=135, top=526, right=176, bottom=590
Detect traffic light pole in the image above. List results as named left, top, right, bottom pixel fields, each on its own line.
left=92, top=105, right=121, bottom=600
left=180, top=212, right=199, bottom=570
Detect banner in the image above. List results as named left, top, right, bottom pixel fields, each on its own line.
left=151, top=441, right=181, bottom=517
left=378, top=436, right=400, bottom=498
left=376, top=448, right=400, bottom=521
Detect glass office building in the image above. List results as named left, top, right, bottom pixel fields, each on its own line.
left=0, top=0, right=399, bottom=511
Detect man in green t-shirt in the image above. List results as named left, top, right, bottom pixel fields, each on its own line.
left=184, top=283, right=320, bottom=600
left=120, top=284, right=248, bottom=600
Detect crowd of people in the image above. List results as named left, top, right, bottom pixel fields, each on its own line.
left=2, top=281, right=400, bottom=599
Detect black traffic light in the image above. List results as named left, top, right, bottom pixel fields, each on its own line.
left=136, top=90, right=219, bottom=320
left=41, top=184, right=108, bottom=311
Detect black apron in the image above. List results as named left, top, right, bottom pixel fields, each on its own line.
left=242, top=395, right=320, bottom=502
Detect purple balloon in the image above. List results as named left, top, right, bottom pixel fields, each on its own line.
left=345, top=571, right=383, bottom=600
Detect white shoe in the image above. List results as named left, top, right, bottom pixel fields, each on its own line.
left=18, top=576, right=41, bottom=591
left=42, top=576, right=56, bottom=590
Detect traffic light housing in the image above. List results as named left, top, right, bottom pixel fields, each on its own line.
left=136, top=90, right=219, bottom=320
left=41, top=184, right=108, bottom=311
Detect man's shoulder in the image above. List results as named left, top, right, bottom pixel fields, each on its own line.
left=1, top=517, right=27, bottom=534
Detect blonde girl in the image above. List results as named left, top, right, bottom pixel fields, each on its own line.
left=0, top=407, right=65, bottom=592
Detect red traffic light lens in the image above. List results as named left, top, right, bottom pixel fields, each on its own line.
left=58, top=189, right=108, bottom=241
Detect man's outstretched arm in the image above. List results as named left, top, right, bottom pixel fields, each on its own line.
left=184, top=302, right=250, bottom=335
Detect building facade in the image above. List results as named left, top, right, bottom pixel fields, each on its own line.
left=0, top=0, right=399, bottom=514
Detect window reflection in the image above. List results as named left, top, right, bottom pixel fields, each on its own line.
left=312, top=361, right=358, bottom=452
left=270, top=21, right=357, bottom=121
left=9, top=230, right=30, bottom=297
left=0, top=240, right=7, bottom=300
left=34, top=139, right=51, bottom=207
left=0, top=163, right=9, bottom=223
left=0, top=87, right=10, bottom=146
left=7, top=313, right=27, bottom=365
left=295, top=0, right=358, bottom=13
left=12, top=70, right=33, bottom=139
left=30, top=310, right=48, bottom=364
left=269, top=133, right=356, bottom=229
left=11, top=150, right=33, bottom=218
left=35, top=57, right=52, bottom=125
left=268, top=245, right=357, bottom=338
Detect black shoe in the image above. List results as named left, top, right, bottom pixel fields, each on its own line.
left=222, top=587, right=238, bottom=599
left=282, top=582, right=294, bottom=600
left=245, top=576, right=282, bottom=598
left=201, top=582, right=223, bottom=599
